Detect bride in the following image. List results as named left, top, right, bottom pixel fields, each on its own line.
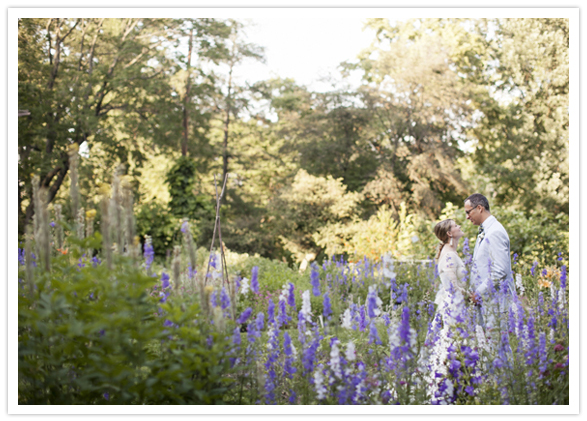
left=425, top=218, right=471, bottom=404
left=433, top=219, right=468, bottom=326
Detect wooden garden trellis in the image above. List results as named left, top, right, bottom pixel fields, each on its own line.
left=204, top=173, right=230, bottom=287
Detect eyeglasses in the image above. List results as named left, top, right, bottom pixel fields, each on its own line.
left=465, top=206, right=478, bottom=216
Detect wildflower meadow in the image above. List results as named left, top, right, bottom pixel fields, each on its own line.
left=16, top=166, right=570, bottom=407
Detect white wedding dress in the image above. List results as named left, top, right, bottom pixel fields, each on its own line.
left=434, top=250, right=468, bottom=326
left=426, top=249, right=469, bottom=404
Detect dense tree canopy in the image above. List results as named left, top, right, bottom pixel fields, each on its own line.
left=18, top=17, right=569, bottom=263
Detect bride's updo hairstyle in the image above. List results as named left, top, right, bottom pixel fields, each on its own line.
left=433, top=219, right=453, bottom=260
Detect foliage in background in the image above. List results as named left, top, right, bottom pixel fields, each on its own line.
left=18, top=17, right=569, bottom=269
left=469, top=18, right=569, bottom=215
left=268, top=169, right=363, bottom=264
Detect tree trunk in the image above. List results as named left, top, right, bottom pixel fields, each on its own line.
left=222, top=64, right=233, bottom=187
left=23, top=155, right=70, bottom=228
left=182, top=26, right=194, bottom=157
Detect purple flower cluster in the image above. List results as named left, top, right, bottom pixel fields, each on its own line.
left=287, top=282, right=296, bottom=307
left=220, top=287, right=231, bottom=310
left=159, top=272, right=170, bottom=303
left=322, top=292, right=332, bottom=319
left=236, top=307, right=253, bottom=325
left=251, top=266, right=259, bottom=294
left=310, top=266, right=321, bottom=297
left=143, top=239, right=154, bottom=271
left=278, top=299, right=291, bottom=327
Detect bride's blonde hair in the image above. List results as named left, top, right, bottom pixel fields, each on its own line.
left=433, top=219, right=453, bottom=260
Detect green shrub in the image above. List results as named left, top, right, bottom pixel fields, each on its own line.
left=18, top=235, right=235, bottom=405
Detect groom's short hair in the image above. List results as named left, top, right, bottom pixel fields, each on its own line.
left=465, top=193, right=490, bottom=211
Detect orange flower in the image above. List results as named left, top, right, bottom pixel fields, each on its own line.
left=537, top=277, right=552, bottom=289
left=57, top=248, right=68, bottom=255
left=538, top=266, right=560, bottom=289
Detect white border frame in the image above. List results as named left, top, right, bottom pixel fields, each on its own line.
left=5, top=4, right=580, bottom=417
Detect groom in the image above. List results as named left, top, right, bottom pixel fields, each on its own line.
left=464, top=193, right=516, bottom=330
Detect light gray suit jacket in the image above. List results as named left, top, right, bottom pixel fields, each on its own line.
left=471, top=215, right=515, bottom=297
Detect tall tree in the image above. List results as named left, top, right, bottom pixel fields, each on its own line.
left=18, top=18, right=178, bottom=232
left=348, top=18, right=478, bottom=217
left=469, top=18, right=569, bottom=215
left=211, top=20, right=264, bottom=185
left=18, top=18, right=234, bottom=234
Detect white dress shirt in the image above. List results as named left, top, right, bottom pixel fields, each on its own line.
left=471, top=215, right=514, bottom=297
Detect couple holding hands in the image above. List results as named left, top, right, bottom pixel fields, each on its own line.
left=433, top=193, right=517, bottom=336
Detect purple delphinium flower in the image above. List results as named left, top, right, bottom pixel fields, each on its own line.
left=358, top=305, right=367, bottom=332
left=210, top=290, right=219, bottom=308
left=180, top=220, right=189, bottom=234
left=367, top=288, right=379, bottom=318
left=160, top=273, right=171, bottom=303
left=251, top=266, right=259, bottom=294
left=512, top=253, right=518, bottom=265
left=163, top=319, right=175, bottom=328
left=525, top=315, right=537, bottom=365
left=232, top=326, right=241, bottom=346
left=256, top=312, right=265, bottom=331
left=557, top=252, right=563, bottom=261
left=283, top=332, right=297, bottom=377
left=310, top=267, right=321, bottom=297
left=287, top=282, right=296, bottom=307
left=529, top=261, right=538, bottom=276
left=50, top=221, right=56, bottom=228
left=267, top=299, right=275, bottom=325
left=264, top=325, right=280, bottom=404
left=538, top=332, right=548, bottom=377
left=538, top=292, right=545, bottom=315
left=389, top=276, right=398, bottom=303
left=247, top=314, right=263, bottom=343
left=399, top=306, right=411, bottom=345
left=462, top=237, right=470, bottom=256
left=91, top=256, right=101, bottom=267
left=302, top=335, right=320, bottom=374
left=103, top=392, right=109, bottom=400
left=297, top=310, right=307, bottom=344
left=220, top=287, right=231, bottom=310
left=560, top=265, right=567, bottom=290
left=188, top=265, right=197, bottom=280
left=323, top=291, right=332, bottom=319
left=369, top=321, right=382, bottom=345
left=236, top=307, right=253, bottom=325
left=277, top=299, right=290, bottom=328
left=461, top=345, right=479, bottom=369
left=77, top=258, right=85, bottom=269
left=143, top=239, right=154, bottom=271
left=399, top=283, right=409, bottom=304
left=351, top=361, right=368, bottom=404
left=230, top=326, right=242, bottom=368
left=18, top=248, right=25, bottom=265
left=289, top=390, right=297, bottom=404
left=161, top=272, right=170, bottom=290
